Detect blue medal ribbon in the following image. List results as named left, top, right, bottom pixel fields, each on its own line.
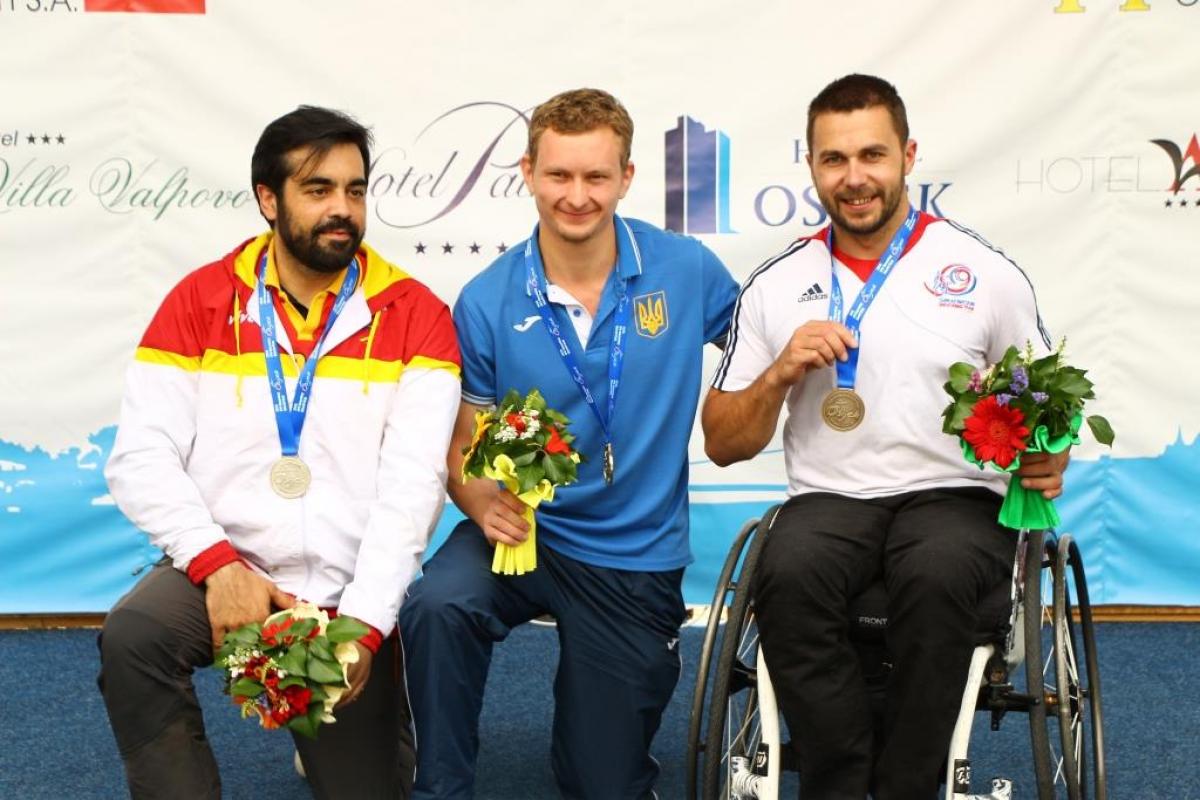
left=826, top=206, right=920, bottom=390
left=523, top=222, right=632, bottom=485
left=256, top=246, right=360, bottom=459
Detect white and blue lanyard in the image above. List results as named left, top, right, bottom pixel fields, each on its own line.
left=257, top=249, right=360, bottom=461
left=826, top=206, right=919, bottom=390
left=523, top=228, right=631, bottom=485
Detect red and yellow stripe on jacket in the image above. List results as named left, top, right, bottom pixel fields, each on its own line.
left=106, top=233, right=461, bottom=648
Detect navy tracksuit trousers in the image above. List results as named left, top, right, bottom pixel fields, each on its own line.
left=399, top=521, right=686, bottom=799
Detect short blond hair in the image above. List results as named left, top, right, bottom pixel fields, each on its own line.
left=527, top=88, right=634, bottom=167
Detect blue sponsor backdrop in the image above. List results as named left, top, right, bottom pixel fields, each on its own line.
left=2, top=428, right=1196, bottom=611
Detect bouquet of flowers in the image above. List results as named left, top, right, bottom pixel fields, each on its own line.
left=215, top=603, right=368, bottom=739
left=462, top=388, right=583, bottom=575
left=942, top=341, right=1114, bottom=529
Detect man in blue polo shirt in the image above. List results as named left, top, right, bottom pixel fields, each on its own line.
left=399, top=88, right=738, bottom=799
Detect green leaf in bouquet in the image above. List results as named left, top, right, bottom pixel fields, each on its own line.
left=231, top=678, right=265, bottom=698
left=544, top=408, right=569, bottom=426
left=326, top=615, right=369, bottom=643
left=941, top=393, right=976, bottom=434
left=512, top=450, right=538, bottom=467
left=947, top=362, right=976, bottom=394
left=288, top=707, right=322, bottom=740
left=515, top=463, right=542, bottom=494
left=499, top=388, right=522, bottom=412
left=278, top=675, right=307, bottom=690
left=1086, top=414, right=1115, bottom=446
left=222, top=623, right=263, bottom=648
left=524, top=389, right=548, bottom=413
left=542, top=452, right=565, bottom=484
left=288, top=617, right=318, bottom=641
left=278, top=643, right=308, bottom=678
left=1051, top=367, right=1095, bottom=401
left=308, top=637, right=336, bottom=662
left=307, top=654, right=345, bottom=685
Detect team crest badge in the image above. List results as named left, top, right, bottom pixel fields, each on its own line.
left=634, top=291, right=669, bottom=338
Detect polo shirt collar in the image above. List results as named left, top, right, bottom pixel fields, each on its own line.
left=522, top=214, right=643, bottom=298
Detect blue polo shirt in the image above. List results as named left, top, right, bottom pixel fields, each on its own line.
left=453, top=215, right=738, bottom=571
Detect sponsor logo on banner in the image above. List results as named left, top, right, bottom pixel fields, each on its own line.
left=1016, top=134, right=1200, bottom=212
left=1151, top=133, right=1200, bottom=208
left=662, top=116, right=954, bottom=236
left=1053, top=0, right=1198, bottom=11
left=0, top=0, right=204, bottom=12
left=84, top=0, right=204, bottom=11
left=925, top=264, right=977, bottom=311
left=664, top=117, right=734, bottom=235
left=634, top=291, right=669, bottom=338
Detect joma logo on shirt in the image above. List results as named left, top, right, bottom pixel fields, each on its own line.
left=634, top=291, right=669, bottom=338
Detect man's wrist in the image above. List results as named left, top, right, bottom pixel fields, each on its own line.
left=189, top=541, right=241, bottom=585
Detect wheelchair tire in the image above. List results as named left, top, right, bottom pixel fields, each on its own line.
left=700, top=509, right=776, bottom=799
left=1052, top=534, right=1107, bottom=800
left=1026, top=531, right=1107, bottom=800
left=687, top=516, right=763, bottom=800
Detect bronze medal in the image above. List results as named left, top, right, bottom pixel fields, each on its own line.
left=270, top=456, right=311, bottom=499
left=821, top=388, right=865, bottom=432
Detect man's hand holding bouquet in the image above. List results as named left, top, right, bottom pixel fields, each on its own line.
left=461, top=388, right=583, bottom=575
left=942, top=341, right=1114, bottom=529
left=215, top=603, right=370, bottom=739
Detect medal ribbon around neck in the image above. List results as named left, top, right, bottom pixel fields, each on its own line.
left=523, top=222, right=631, bottom=484
left=257, top=246, right=360, bottom=462
left=826, top=205, right=920, bottom=390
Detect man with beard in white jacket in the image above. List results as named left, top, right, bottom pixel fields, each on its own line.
left=99, top=105, right=460, bottom=800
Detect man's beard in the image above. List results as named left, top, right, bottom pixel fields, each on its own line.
left=276, top=201, right=363, bottom=274
left=823, top=178, right=905, bottom=238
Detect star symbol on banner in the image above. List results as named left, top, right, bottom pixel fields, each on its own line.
left=1181, top=199, right=1190, bottom=208
left=469, top=242, right=481, bottom=254
left=56, top=134, right=65, bottom=144
left=1165, top=198, right=1174, bottom=208
left=26, top=134, right=36, bottom=145
left=497, top=243, right=508, bottom=253
left=41, top=134, right=51, bottom=144
left=442, top=242, right=454, bottom=254
left=415, top=242, right=426, bottom=254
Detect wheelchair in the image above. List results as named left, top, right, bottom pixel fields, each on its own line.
left=686, top=505, right=1106, bottom=800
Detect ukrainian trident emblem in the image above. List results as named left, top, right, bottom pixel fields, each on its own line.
left=634, top=291, right=668, bottom=338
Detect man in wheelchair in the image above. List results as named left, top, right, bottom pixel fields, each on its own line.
left=701, top=74, right=1070, bottom=799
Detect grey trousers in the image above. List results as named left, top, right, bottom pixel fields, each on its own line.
left=97, top=562, right=415, bottom=799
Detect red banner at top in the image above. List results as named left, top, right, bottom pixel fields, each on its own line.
left=84, top=0, right=205, bottom=12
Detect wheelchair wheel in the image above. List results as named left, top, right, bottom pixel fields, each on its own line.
left=687, top=516, right=763, bottom=800
left=700, top=510, right=775, bottom=799
left=1025, top=531, right=1107, bottom=799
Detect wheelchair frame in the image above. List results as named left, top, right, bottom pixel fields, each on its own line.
left=686, top=506, right=1106, bottom=800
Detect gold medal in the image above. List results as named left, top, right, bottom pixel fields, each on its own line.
left=821, top=388, right=865, bottom=432
left=270, top=456, right=311, bottom=498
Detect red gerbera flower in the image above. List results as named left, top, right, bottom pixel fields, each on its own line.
left=963, top=395, right=1030, bottom=468
left=505, top=413, right=526, bottom=433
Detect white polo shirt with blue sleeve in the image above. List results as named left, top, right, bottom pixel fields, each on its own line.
left=453, top=215, right=739, bottom=572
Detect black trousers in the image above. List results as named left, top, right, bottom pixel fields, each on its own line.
left=752, top=487, right=1016, bottom=800
left=97, top=563, right=415, bottom=799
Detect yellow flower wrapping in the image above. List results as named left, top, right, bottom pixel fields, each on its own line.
left=482, top=454, right=556, bottom=575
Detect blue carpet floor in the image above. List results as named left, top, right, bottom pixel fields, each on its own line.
left=0, top=622, right=1196, bottom=798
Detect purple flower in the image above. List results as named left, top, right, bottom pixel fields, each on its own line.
left=1010, top=366, right=1029, bottom=395
left=1032, top=391, right=1048, bottom=404
left=996, top=393, right=1014, bottom=406
left=968, top=371, right=983, bottom=393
